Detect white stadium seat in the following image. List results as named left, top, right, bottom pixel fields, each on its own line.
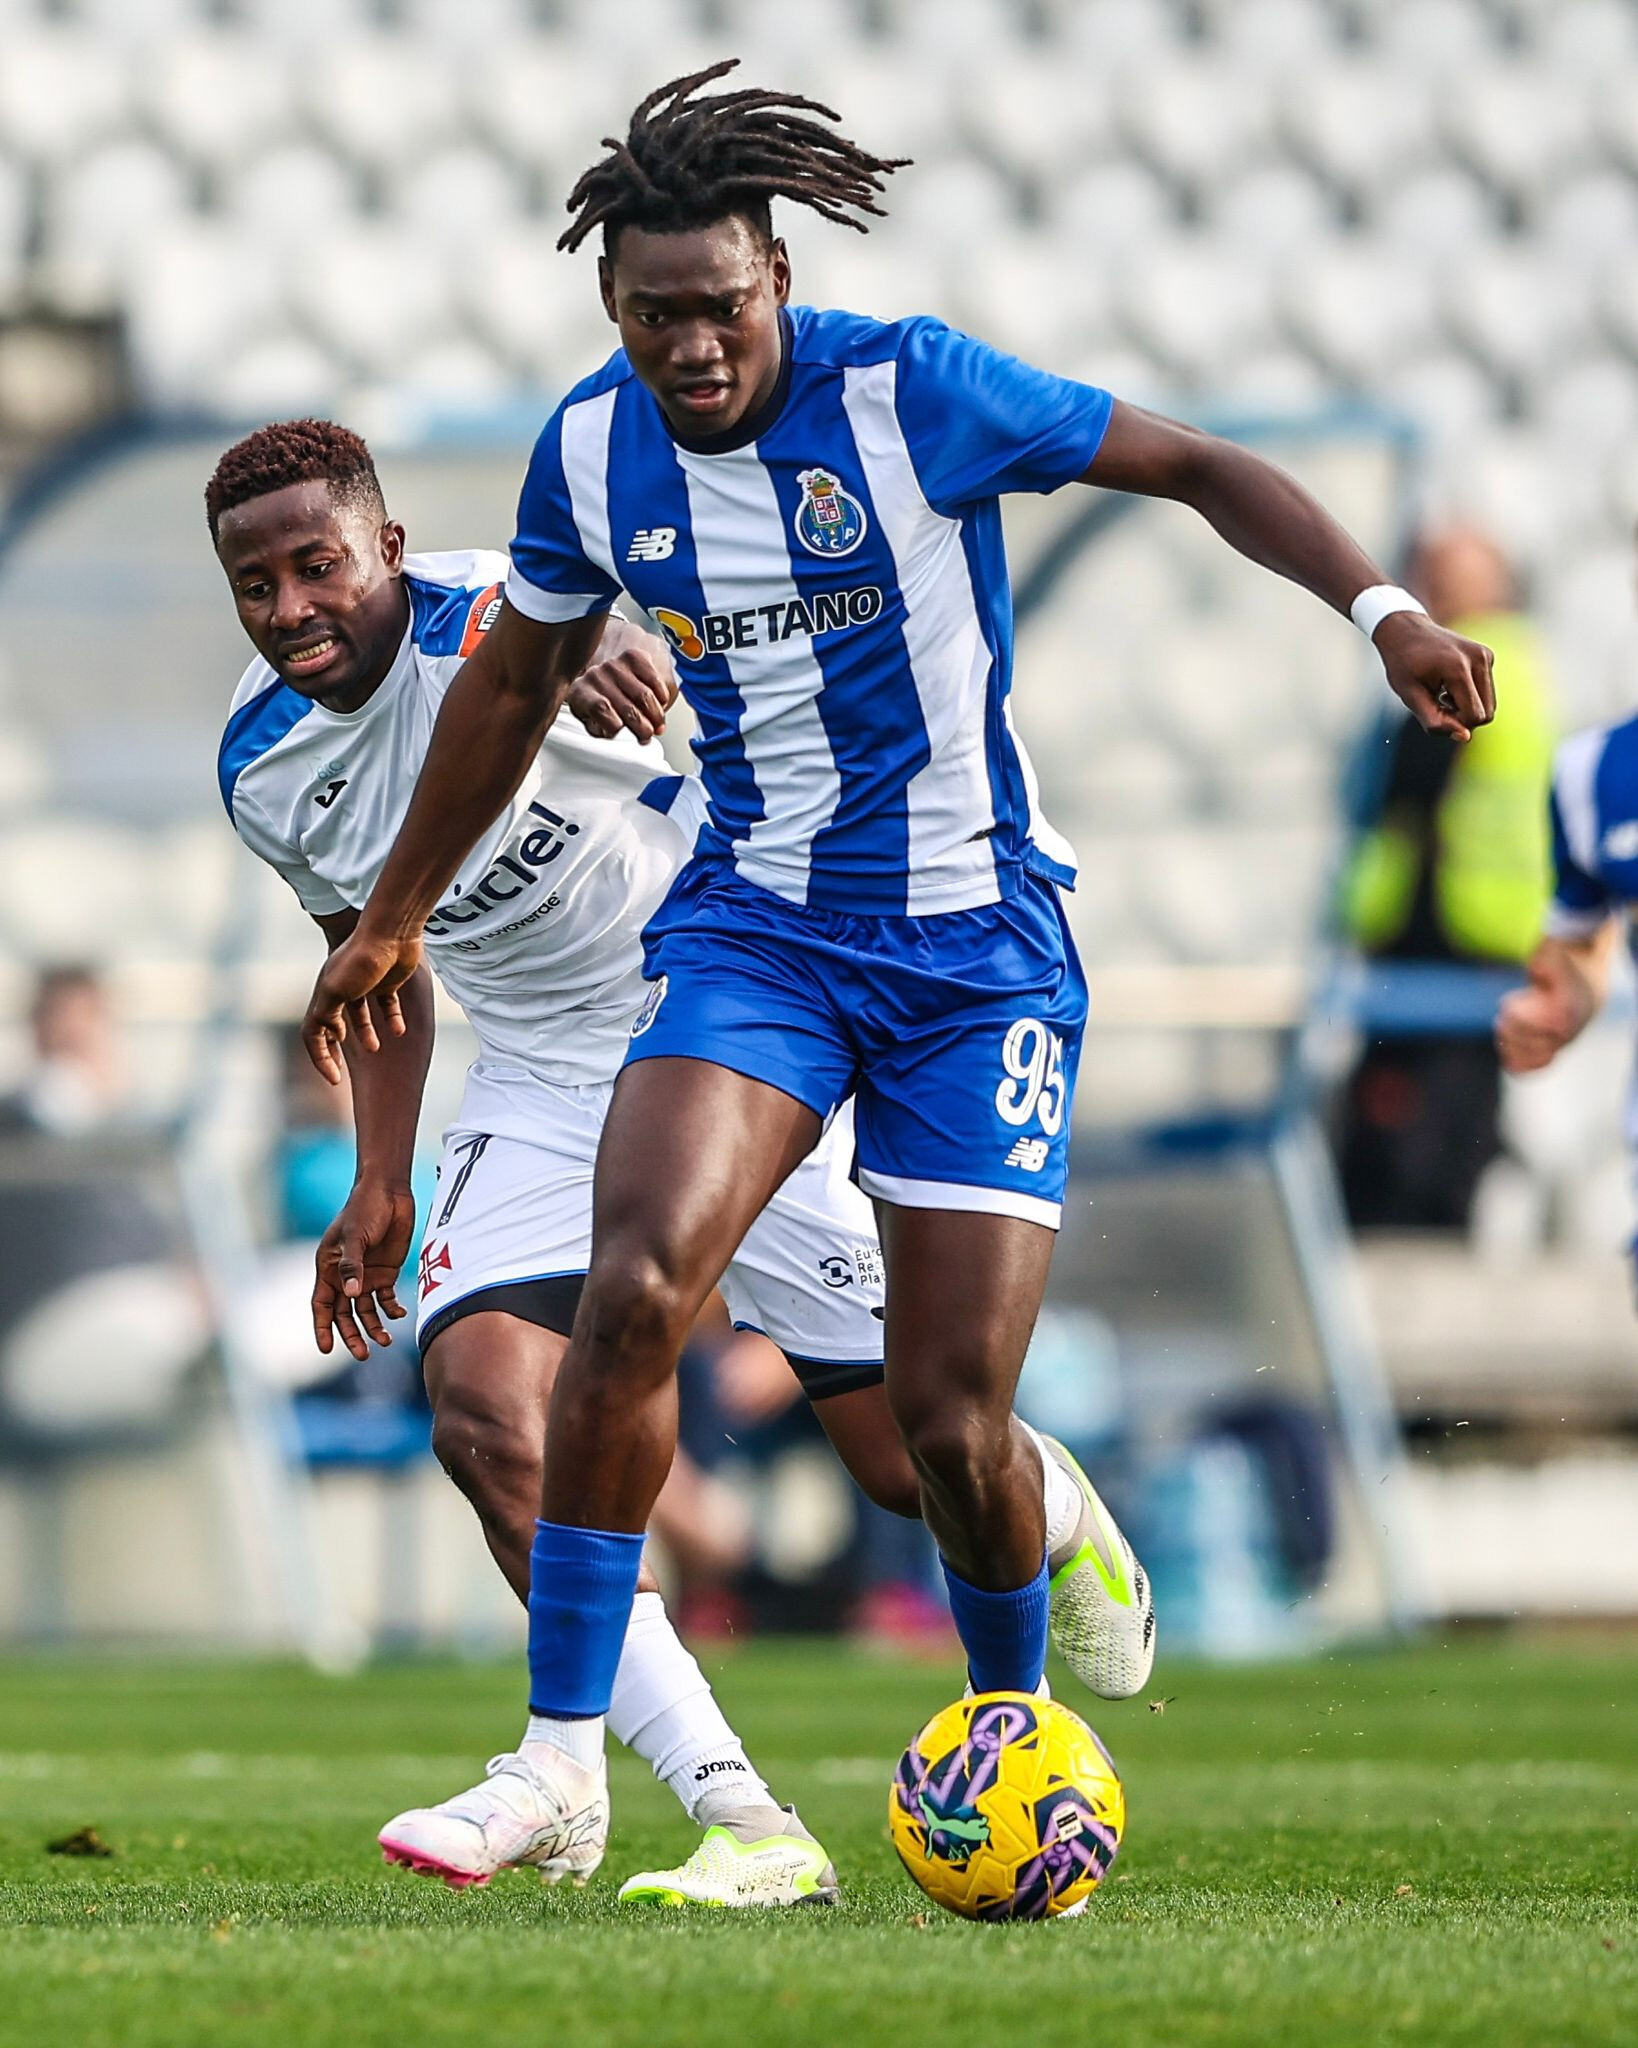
left=193, top=329, right=345, bottom=422
left=1530, top=353, right=1638, bottom=459
left=1361, top=0, right=1501, bottom=73
left=1390, top=350, right=1504, bottom=450
left=1278, top=61, right=1439, bottom=204
left=1439, top=61, right=1592, bottom=208
left=306, top=32, right=466, bottom=176
left=0, top=27, right=130, bottom=168
left=231, top=0, right=382, bottom=44
left=137, top=31, right=295, bottom=177
left=1518, top=0, right=1638, bottom=78
left=1116, top=55, right=1278, bottom=191
left=1281, top=241, right=1440, bottom=384
left=886, top=155, right=1021, bottom=261
left=1201, top=164, right=1341, bottom=263
left=1115, top=240, right=1278, bottom=387
left=1366, top=167, right=1503, bottom=266
left=955, top=54, right=1112, bottom=190
left=39, top=139, right=198, bottom=306
left=1044, top=0, right=1186, bottom=66
left=1197, top=0, right=1340, bottom=71
left=1043, top=160, right=1181, bottom=263
left=122, top=223, right=284, bottom=405
left=463, top=41, right=594, bottom=190
left=1442, top=247, right=1597, bottom=385
left=220, top=146, right=367, bottom=260
left=457, top=225, right=607, bottom=385
left=389, top=146, right=531, bottom=250
left=287, top=223, right=462, bottom=381
left=1534, top=172, right=1638, bottom=270
left=390, top=336, right=516, bottom=408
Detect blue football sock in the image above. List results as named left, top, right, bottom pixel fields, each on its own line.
left=527, top=1520, right=647, bottom=1718
left=941, top=1554, right=1050, bottom=1695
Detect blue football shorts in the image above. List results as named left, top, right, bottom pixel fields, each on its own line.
left=623, top=856, right=1088, bottom=1228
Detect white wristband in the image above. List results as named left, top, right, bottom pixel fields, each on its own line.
left=1350, top=583, right=1426, bottom=642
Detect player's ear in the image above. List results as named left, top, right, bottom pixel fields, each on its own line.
left=379, top=520, right=406, bottom=573
left=769, top=237, right=791, bottom=307
left=597, top=254, right=618, bottom=324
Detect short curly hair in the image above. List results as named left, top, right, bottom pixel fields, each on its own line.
left=205, top=419, right=385, bottom=541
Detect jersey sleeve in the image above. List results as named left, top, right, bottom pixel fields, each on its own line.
left=230, top=790, right=348, bottom=919
left=506, top=403, right=623, bottom=625
left=1545, top=782, right=1611, bottom=939
left=891, top=319, right=1114, bottom=515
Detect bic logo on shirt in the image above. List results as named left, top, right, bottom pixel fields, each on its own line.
left=652, top=585, right=883, bottom=665
left=793, top=467, right=868, bottom=557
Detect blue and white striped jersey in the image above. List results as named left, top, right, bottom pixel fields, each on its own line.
left=506, top=306, right=1113, bottom=917
left=1546, top=714, right=1638, bottom=940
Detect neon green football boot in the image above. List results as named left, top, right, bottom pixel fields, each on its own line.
left=1042, top=1433, right=1157, bottom=1699
left=617, top=1806, right=839, bottom=1909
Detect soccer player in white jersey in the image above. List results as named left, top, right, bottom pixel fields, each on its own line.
left=210, top=419, right=1119, bottom=1907
left=303, top=67, right=1494, bottom=1897
left=1497, top=710, right=1638, bottom=1218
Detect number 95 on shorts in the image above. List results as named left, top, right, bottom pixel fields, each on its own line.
left=848, top=884, right=1088, bottom=1231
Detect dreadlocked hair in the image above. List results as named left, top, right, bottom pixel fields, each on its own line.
left=205, top=419, right=385, bottom=540
left=559, top=58, right=911, bottom=256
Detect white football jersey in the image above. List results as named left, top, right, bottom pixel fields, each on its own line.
left=220, top=549, right=700, bottom=1136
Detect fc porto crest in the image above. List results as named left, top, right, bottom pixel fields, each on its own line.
left=793, top=466, right=868, bottom=558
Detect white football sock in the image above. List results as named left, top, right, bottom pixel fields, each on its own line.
left=607, top=1590, right=775, bottom=1822
left=520, top=1712, right=605, bottom=1773
left=1023, top=1422, right=1083, bottom=1559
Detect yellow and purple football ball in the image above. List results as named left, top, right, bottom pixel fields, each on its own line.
left=889, top=1692, right=1125, bottom=1920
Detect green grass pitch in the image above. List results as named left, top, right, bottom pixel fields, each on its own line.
left=0, top=1637, right=1633, bottom=2047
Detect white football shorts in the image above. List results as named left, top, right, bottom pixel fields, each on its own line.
left=414, top=1079, right=886, bottom=1399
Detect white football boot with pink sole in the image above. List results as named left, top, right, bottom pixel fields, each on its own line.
left=379, top=1749, right=608, bottom=1890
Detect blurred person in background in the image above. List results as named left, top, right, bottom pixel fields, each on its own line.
left=0, top=963, right=134, bottom=1138
left=0, top=964, right=208, bottom=1442
left=1496, top=524, right=1638, bottom=1276
left=1338, top=528, right=1557, bottom=1228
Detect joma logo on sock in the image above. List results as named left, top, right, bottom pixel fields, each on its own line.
left=693, top=1758, right=749, bottom=1782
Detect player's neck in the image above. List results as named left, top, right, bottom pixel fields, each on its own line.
left=311, top=585, right=412, bottom=716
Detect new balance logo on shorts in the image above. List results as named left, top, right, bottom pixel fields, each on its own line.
left=627, top=526, right=677, bottom=562
left=1004, top=1137, right=1051, bottom=1173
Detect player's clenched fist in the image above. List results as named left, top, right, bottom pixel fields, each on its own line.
left=1373, top=610, right=1496, bottom=744
left=303, top=925, right=423, bottom=1083
left=566, top=633, right=678, bottom=744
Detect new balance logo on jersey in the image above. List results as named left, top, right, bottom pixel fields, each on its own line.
left=1004, top=1138, right=1051, bottom=1173
left=627, top=526, right=677, bottom=563
left=652, top=585, right=884, bottom=665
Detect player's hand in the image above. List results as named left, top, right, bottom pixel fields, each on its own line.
left=1496, top=954, right=1584, bottom=1073
left=1374, top=612, right=1496, bottom=743
left=565, top=636, right=677, bottom=743
left=313, top=1180, right=417, bottom=1361
left=303, top=925, right=423, bottom=1083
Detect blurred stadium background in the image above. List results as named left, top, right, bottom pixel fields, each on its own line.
left=0, top=0, right=1636, bottom=1663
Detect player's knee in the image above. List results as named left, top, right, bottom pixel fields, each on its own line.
left=577, top=1249, right=692, bottom=1377
left=890, top=1398, right=1007, bottom=1507
left=430, top=1374, right=539, bottom=1503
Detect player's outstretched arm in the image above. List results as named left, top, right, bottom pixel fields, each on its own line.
left=302, top=601, right=608, bottom=1081
left=564, top=614, right=678, bottom=744
left=1082, top=403, right=1496, bottom=743
left=307, top=908, right=435, bottom=1361
left=1496, top=926, right=1617, bottom=1075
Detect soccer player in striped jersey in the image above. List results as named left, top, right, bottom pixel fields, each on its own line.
left=211, top=420, right=1109, bottom=1908
left=1497, top=716, right=1637, bottom=1187
left=303, top=66, right=1494, bottom=1890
